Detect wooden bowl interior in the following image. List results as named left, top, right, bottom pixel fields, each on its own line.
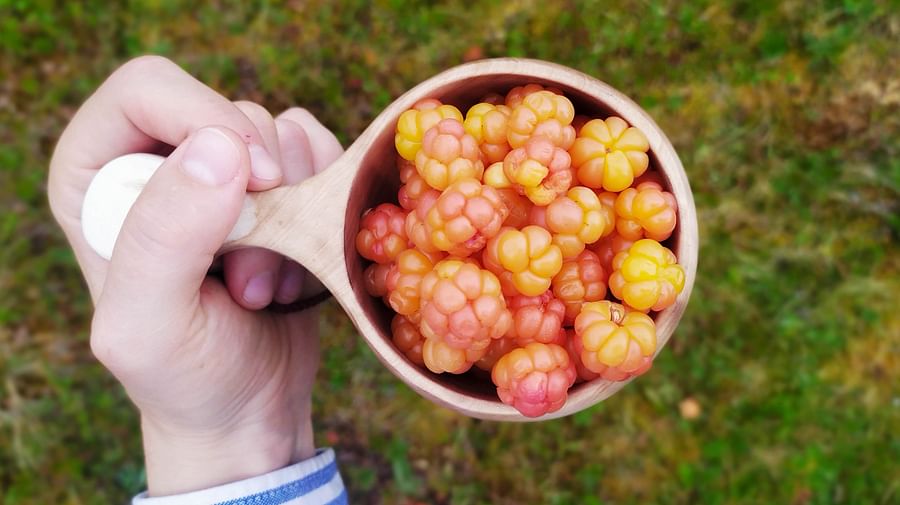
left=340, top=61, right=695, bottom=420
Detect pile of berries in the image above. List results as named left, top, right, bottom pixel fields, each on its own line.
left=357, top=85, right=685, bottom=417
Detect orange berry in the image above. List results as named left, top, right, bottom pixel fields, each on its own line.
left=544, top=186, right=609, bottom=258
left=564, top=328, right=601, bottom=383
left=405, top=190, right=440, bottom=253
left=505, top=84, right=563, bottom=109
left=356, top=203, right=409, bottom=264
left=392, top=314, right=426, bottom=367
left=491, top=342, right=576, bottom=417
left=385, top=248, right=442, bottom=316
left=415, top=118, right=484, bottom=190
left=475, top=336, right=519, bottom=371
left=395, top=98, right=463, bottom=161
left=506, top=292, right=566, bottom=346
left=464, top=102, right=512, bottom=164
left=589, top=231, right=634, bottom=274
left=419, top=259, right=512, bottom=372
left=363, top=262, right=395, bottom=299
left=483, top=226, right=563, bottom=297
left=551, top=249, right=608, bottom=323
left=614, top=181, right=677, bottom=242
left=496, top=187, right=532, bottom=229
left=570, top=117, right=650, bottom=192
left=423, top=337, right=489, bottom=374
left=574, top=301, right=656, bottom=381
left=425, top=178, right=507, bottom=257
left=609, top=239, right=685, bottom=312
left=503, top=136, right=574, bottom=206
left=398, top=157, right=441, bottom=211
left=507, top=91, right=576, bottom=149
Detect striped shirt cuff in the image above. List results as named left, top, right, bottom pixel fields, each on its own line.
left=132, top=448, right=346, bottom=505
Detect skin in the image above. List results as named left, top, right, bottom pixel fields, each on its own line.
left=47, top=56, right=343, bottom=497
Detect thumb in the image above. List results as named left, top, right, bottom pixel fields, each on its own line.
left=98, top=126, right=250, bottom=331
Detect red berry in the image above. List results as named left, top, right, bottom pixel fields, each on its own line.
left=392, top=314, right=426, bottom=366
left=491, top=342, right=576, bottom=417
left=505, top=292, right=566, bottom=346
left=551, top=249, right=608, bottom=324
left=356, top=203, right=409, bottom=264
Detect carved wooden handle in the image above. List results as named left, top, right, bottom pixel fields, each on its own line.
left=82, top=150, right=356, bottom=293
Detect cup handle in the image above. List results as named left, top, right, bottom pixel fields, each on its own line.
left=82, top=152, right=353, bottom=295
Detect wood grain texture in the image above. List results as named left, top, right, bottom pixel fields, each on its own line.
left=228, top=58, right=698, bottom=422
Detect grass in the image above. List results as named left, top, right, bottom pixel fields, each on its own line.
left=2, top=0, right=899, bottom=503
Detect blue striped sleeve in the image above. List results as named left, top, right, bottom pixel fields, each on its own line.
left=132, top=448, right=346, bottom=505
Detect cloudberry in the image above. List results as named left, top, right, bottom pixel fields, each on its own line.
left=589, top=231, right=634, bottom=274
left=506, top=292, right=566, bottom=346
left=505, top=84, right=562, bottom=109
left=609, top=239, right=685, bottom=312
left=405, top=190, right=440, bottom=253
left=496, top=188, right=532, bottom=229
left=425, top=178, right=507, bottom=256
left=419, top=259, right=512, bottom=365
left=564, top=329, right=601, bottom=383
left=551, top=249, right=608, bottom=324
left=570, top=117, right=650, bottom=192
left=395, top=98, right=463, bottom=161
left=464, top=102, right=512, bottom=164
left=574, top=301, right=656, bottom=381
left=507, top=91, right=576, bottom=149
left=356, top=203, right=409, bottom=264
left=392, top=314, right=426, bottom=367
left=385, top=248, right=442, bottom=316
left=503, top=136, right=574, bottom=206
left=545, top=186, right=608, bottom=259
left=475, top=336, right=518, bottom=372
left=415, top=118, right=484, bottom=190
left=614, top=181, right=677, bottom=242
left=363, top=262, right=395, bottom=299
left=483, top=225, right=563, bottom=297
left=491, top=342, right=576, bottom=417
left=398, top=157, right=440, bottom=211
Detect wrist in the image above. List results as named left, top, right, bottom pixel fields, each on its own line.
left=141, top=413, right=315, bottom=496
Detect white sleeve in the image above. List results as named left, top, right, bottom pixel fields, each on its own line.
left=132, top=448, right=346, bottom=505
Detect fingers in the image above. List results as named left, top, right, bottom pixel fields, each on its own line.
left=274, top=118, right=315, bottom=184
left=222, top=102, right=286, bottom=309
left=49, top=56, right=277, bottom=294
left=233, top=101, right=283, bottom=190
left=275, top=108, right=344, bottom=172
left=94, top=126, right=249, bottom=359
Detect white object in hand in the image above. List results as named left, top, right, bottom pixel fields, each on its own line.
left=81, top=153, right=257, bottom=260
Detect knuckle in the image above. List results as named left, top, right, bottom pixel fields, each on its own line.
left=115, top=55, right=177, bottom=82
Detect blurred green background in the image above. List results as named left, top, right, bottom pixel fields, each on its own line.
left=2, top=0, right=899, bottom=503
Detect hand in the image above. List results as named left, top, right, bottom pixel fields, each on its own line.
left=48, top=56, right=343, bottom=496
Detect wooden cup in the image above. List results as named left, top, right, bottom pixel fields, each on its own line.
left=226, top=58, right=698, bottom=421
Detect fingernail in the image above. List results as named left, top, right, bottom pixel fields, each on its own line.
left=248, top=144, right=281, bottom=181
left=182, top=128, right=241, bottom=186
left=274, top=262, right=305, bottom=304
left=243, top=271, right=275, bottom=307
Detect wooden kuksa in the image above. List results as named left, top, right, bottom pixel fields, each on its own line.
left=225, top=58, right=698, bottom=421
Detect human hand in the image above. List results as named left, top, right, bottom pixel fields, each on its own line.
left=48, top=56, right=343, bottom=496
